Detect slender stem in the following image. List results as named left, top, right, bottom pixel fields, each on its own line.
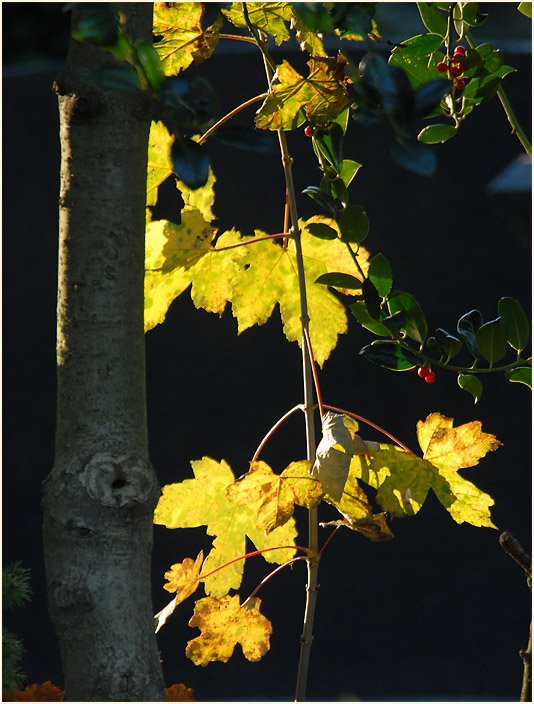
left=198, top=545, right=311, bottom=583
left=520, top=624, right=532, bottom=702
left=241, top=557, right=307, bottom=607
left=465, top=30, right=531, bottom=156
left=323, top=404, right=414, bottom=453
left=212, top=232, right=290, bottom=252
left=344, top=241, right=367, bottom=281
left=318, top=525, right=341, bottom=557
left=242, top=10, right=319, bottom=698
left=302, top=321, right=325, bottom=420
left=198, top=92, right=268, bottom=145
left=252, top=404, right=305, bottom=462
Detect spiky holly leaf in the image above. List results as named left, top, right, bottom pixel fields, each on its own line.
left=154, top=458, right=297, bottom=597
left=186, top=595, right=272, bottom=666
left=358, top=413, right=501, bottom=528
left=227, top=460, right=322, bottom=533
left=153, top=2, right=219, bottom=75
left=222, top=2, right=293, bottom=45
left=256, top=58, right=352, bottom=130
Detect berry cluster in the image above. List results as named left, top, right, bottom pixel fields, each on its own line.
left=436, top=45, right=468, bottom=90
left=417, top=366, right=436, bottom=384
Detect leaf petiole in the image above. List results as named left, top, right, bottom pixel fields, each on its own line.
left=241, top=556, right=308, bottom=607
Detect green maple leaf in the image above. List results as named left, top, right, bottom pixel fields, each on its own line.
left=153, top=2, right=219, bottom=75
left=222, top=2, right=293, bottom=45
left=186, top=595, right=272, bottom=666
left=227, top=460, right=322, bottom=533
left=146, top=121, right=216, bottom=221
left=154, top=458, right=297, bottom=597
left=355, top=412, right=501, bottom=528
left=256, top=58, right=352, bottom=130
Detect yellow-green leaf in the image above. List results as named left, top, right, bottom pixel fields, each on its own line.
left=256, top=58, right=352, bottom=131
left=154, top=551, right=204, bottom=633
left=186, top=595, right=272, bottom=666
left=222, top=2, right=293, bottom=45
left=227, top=460, right=321, bottom=533
left=154, top=458, right=297, bottom=597
left=153, top=2, right=219, bottom=75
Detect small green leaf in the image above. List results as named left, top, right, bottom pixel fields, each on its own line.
left=434, top=328, right=463, bottom=359
left=88, top=65, right=142, bottom=92
left=475, top=317, right=508, bottom=365
left=498, top=297, right=530, bottom=351
left=314, top=123, right=344, bottom=167
left=458, top=374, right=483, bottom=403
left=388, top=291, right=427, bottom=344
left=360, top=342, right=418, bottom=371
left=337, top=205, right=369, bottom=244
left=505, top=366, right=532, bottom=388
left=462, top=2, right=488, bottom=26
left=303, top=186, right=337, bottom=215
left=315, top=272, right=363, bottom=290
left=290, top=2, right=333, bottom=32
left=389, top=33, right=444, bottom=88
left=350, top=301, right=391, bottom=336
left=339, top=159, right=362, bottom=188
left=171, top=137, right=210, bottom=190
left=416, top=2, right=448, bottom=36
left=518, top=2, right=533, bottom=18
left=362, top=278, right=382, bottom=320
left=457, top=310, right=484, bottom=359
left=368, top=253, right=392, bottom=297
left=418, top=124, right=458, bottom=144
left=306, top=223, right=338, bottom=240
left=136, top=40, right=165, bottom=90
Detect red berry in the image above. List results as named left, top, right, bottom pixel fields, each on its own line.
left=418, top=366, right=430, bottom=378
left=436, top=61, right=448, bottom=73
left=425, top=371, right=436, bottom=384
left=454, top=78, right=466, bottom=90
left=449, top=64, right=463, bottom=78
left=304, top=126, right=313, bottom=137
left=453, top=45, right=466, bottom=57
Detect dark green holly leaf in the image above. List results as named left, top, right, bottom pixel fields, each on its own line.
left=302, top=186, right=337, bottom=215
left=457, top=309, right=484, bottom=359
left=414, top=80, right=451, bottom=118
left=418, top=123, right=458, bottom=144
left=337, top=205, right=369, bottom=244
left=382, top=311, right=407, bottom=332
left=505, top=366, right=532, bottom=388
left=389, top=33, right=444, bottom=88
left=315, top=272, right=363, bottom=290
left=434, top=328, right=463, bottom=359
left=350, top=301, right=391, bottom=336
left=171, top=136, right=210, bottom=190
left=290, top=2, right=333, bottom=32
left=368, top=253, right=392, bottom=297
left=337, top=3, right=373, bottom=39
left=458, top=373, right=483, bottom=403
left=214, top=125, right=275, bottom=153
left=518, top=2, right=533, bottom=18
left=461, top=2, right=488, bottom=27
left=391, top=138, right=437, bottom=176
left=136, top=40, right=166, bottom=90
left=475, top=317, right=508, bottom=365
left=360, top=342, right=418, bottom=371
left=498, top=297, right=530, bottom=352
left=416, top=2, right=448, bottom=36
left=88, top=65, right=142, bottom=92
left=362, top=278, right=382, bottom=320
left=329, top=177, right=349, bottom=207
left=314, top=122, right=344, bottom=167
left=306, top=223, right=338, bottom=240
left=388, top=291, right=427, bottom=344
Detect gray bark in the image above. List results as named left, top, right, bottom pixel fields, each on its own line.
left=42, top=4, right=165, bottom=700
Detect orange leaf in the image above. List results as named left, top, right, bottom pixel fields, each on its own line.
left=165, top=683, right=196, bottom=701
left=14, top=682, right=65, bottom=701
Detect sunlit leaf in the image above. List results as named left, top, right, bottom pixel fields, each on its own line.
left=186, top=595, right=272, bottom=665
left=388, top=291, right=427, bottom=343
left=389, top=33, right=444, bottom=88
left=475, top=317, right=508, bottom=364
left=154, top=458, right=297, bottom=596
left=457, top=373, right=483, bottom=403
left=165, top=683, right=196, bottom=702
left=222, top=2, right=293, bottom=45
left=416, top=2, right=448, bottom=36
left=368, top=253, right=392, bottom=297
left=153, top=2, right=219, bottom=75
left=418, top=124, right=458, bottom=144
left=505, top=366, right=532, bottom=388
left=13, top=682, right=65, bottom=702
left=227, top=460, right=321, bottom=533
left=256, top=58, right=351, bottom=130
left=498, top=296, right=530, bottom=351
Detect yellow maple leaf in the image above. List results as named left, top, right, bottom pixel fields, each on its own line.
left=186, top=595, right=272, bottom=666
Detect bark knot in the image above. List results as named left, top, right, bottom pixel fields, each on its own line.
left=78, top=452, right=154, bottom=507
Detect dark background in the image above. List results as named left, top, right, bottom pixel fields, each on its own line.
left=3, top=3, right=532, bottom=702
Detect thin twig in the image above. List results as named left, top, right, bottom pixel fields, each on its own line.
left=198, top=92, right=268, bottom=145
left=211, top=232, right=290, bottom=252
left=302, top=320, right=325, bottom=420
left=251, top=404, right=305, bottom=462
left=241, top=557, right=307, bottom=607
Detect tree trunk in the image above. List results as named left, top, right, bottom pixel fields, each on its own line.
left=42, top=4, right=165, bottom=700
